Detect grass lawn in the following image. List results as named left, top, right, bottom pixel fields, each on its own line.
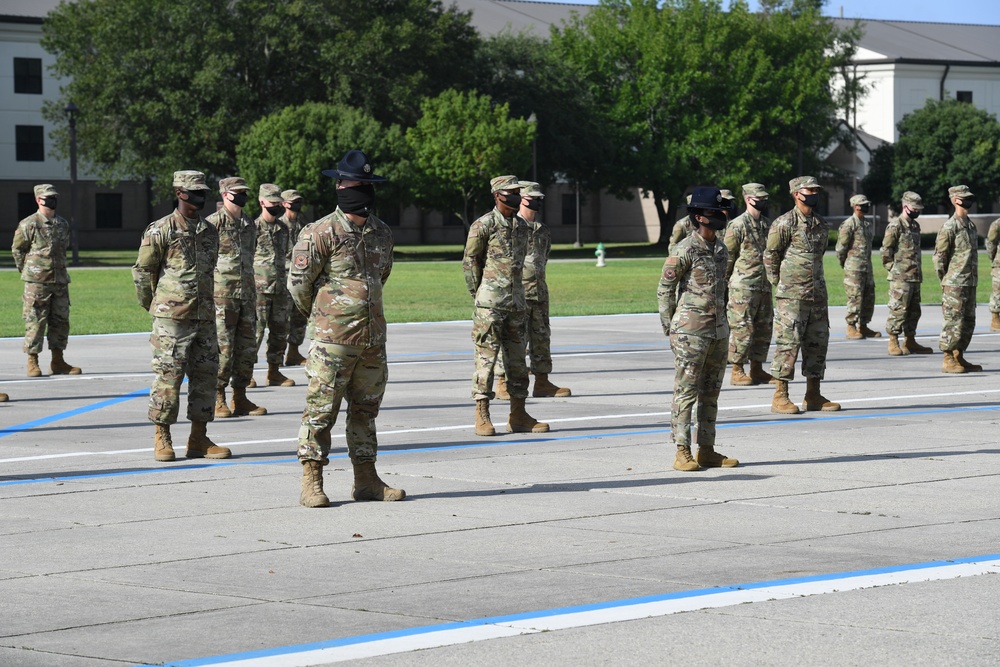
left=0, top=249, right=992, bottom=338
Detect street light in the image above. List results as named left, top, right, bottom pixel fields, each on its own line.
left=65, top=101, right=80, bottom=266
left=526, top=112, right=537, bottom=182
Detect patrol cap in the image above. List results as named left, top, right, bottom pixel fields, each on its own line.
left=789, top=175, right=823, bottom=193
left=948, top=184, right=974, bottom=199
left=258, top=183, right=283, bottom=203
left=850, top=194, right=871, bottom=206
left=34, top=183, right=59, bottom=198
left=742, top=183, right=769, bottom=198
left=901, top=191, right=924, bottom=210
left=281, top=189, right=304, bottom=203
left=173, top=170, right=211, bottom=191
left=719, top=189, right=736, bottom=201
left=687, top=186, right=729, bottom=212
left=490, top=175, right=521, bottom=193
left=219, top=177, right=249, bottom=193
left=517, top=181, right=544, bottom=199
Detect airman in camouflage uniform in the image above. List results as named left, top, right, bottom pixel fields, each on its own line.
left=132, top=171, right=230, bottom=462
left=252, top=184, right=295, bottom=388
left=935, top=185, right=982, bottom=373
left=725, top=183, right=774, bottom=387
left=289, top=149, right=404, bottom=507
left=764, top=176, right=841, bottom=414
left=205, top=177, right=266, bottom=419
left=837, top=194, right=881, bottom=339
left=11, top=184, right=82, bottom=377
left=658, top=186, right=738, bottom=472
left=281, top=189, right=311, bottom=366
left=883, top=191, right=933, bottom=356
left=985, top=211, right=1000, bottom=332
left=464, top=175, right=549, bottom=438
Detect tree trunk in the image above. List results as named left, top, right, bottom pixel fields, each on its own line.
left=654, top=189, right=672, bottom=246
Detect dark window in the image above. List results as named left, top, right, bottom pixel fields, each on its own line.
left=13, top=57, right=42, bottom=94
left=957, top=91, right=973, bottom=103
left=17, top=192, right=37, bottom=221
left=561, top=193, right=578, bottom=226
left=95, top=193, right=123, bottom=229
left=15, top=125, right=45, bottom=161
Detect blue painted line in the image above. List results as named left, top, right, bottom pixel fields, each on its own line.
left=0, top=387, right=149, bottom=439
left=145, top=552, right=1000, bottom=667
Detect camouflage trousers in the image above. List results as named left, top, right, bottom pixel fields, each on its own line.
left=255, top=290, right=290, bottom=365
left=991, top=268, right=1000, bottom=313
left=216, top=296, right=257, bottom=390
left=770, top=297, right=829, bottom=381
left=885, top=281, right=922, bottom=337
left=939, top=285, right=976, bottom=352
left=844, top=270, right=875, bottom=326
left=22, top=281, right=70, bottom=354
left=669, top=333, right=727, bottom=450
left=148, top=317, right=219, bottom=425
left=297, top=342, right=386, bottom=464
left=471, top=306, right=528, bottom=400
left=286, top=287, right=309, bottom=347
left=495, top=298, right=553, bottom=376
left=726, top=287, right=773, bottom=365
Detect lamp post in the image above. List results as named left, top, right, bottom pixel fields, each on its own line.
left=526, top=112, right=537, bottom=182
left=65, top=101, right=80, bottom=266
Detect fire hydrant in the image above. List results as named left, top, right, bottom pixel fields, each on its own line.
left=595, top=242, right=607, bottom=267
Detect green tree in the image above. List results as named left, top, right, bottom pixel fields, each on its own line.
left=892, top=98, right=1000, bottom=213
left=860, top=143, right=895, bottom=209
left=407, top=89, right=535, bottom=226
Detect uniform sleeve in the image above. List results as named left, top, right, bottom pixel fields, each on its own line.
left=657, top=251, right=689, bottom=336
left=987, top=220, right=1000, bottom=262
left=287, top=229, right=327, bottom=317
left=764, top=219, right=790, bottom=286
left=835, top=218, right=853, bottom=267
left=881, top=221, right=899, bottom=270
left=669, top=220, right=685, bottom=248
left=381, top=230, right=394, bottom=285
left=723, top=223, right=741, bottom=282
left=462, top=221, right=488, bottom=298
left=11, top=221, right=31, bottom=274
left=132, top=227, right=164, bottom=311
left=933, top=225, right=953, bottom=280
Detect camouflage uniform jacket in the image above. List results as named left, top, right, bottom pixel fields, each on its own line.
left=11, top=212, right=71, bottom=284
left=287, top=208, right=393, bottom=347
left=933, top=215, right=978, bottom=287
left=463, top=207, right=528, bottom=312
left=280, top=213, right=312, bottom=274
left=253, top=215, right=289, bottom=295
left=206, top=207, right=256, bottom=300
left=835, top=214, right=874, bottom=274
left=881, top=213, right=922, bottom=283
left=764, top=206, right=829, bottom=302
left=522, top=219, right=550, bottom=302
left=132, top=210, right=218, bottom=320
left=658, top=231, right=729, bottom=340
left=669, top=215, right=694, bottom=248
left=986, top=218, right=1000, bottom=271
left=724, top=210, right=771, bottom=291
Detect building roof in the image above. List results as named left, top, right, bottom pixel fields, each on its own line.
left=0, top=0, right=61, bottom=23
left=449, top=0, right=586, bottom=36
left=833, top=18, right=1000, bottom=64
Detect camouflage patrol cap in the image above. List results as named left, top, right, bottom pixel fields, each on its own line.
left=719, top=189, right=736, bottom=201
left=33, top=183, right=59, bottom=198
left=490, top=175, right=521, bottom=193
left=742, top=183, right=769, bottom=198
left=517, top=181, right=545, bottom=199
left=685, top=194, right=692, bottom=205
left=218, top=177, right=249, bottom=193
left=281, top=189, right=304, bottom=203
left=258, top=183, right=283, bottom=202
left=789, top=176, right=822, bottom=193
left=948, top=184, right=974, bottom=199
left=172, top=170, right=211, bottom=190
left=850, top=194, right=871, bottom=206
left=901, top=191, right=924, bottom=210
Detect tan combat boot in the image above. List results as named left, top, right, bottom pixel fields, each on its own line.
left=154, top=424, right=175, bottom=462
left=50, top=349, right=81, bottom=375
left=0, top=392, right=8, bottom=402
left=771, top=380, right=801, bottom=414
left=230, top=386, right=267, bottom=416
left=285, top=344, right=307, bottom=366
left=266, top=363, right=295, bottom=387
left=957, top=350, right=983, bottom=372
left=887, top=334, right=907, bottom=356
left=532, top=373, right=571, bottom=397
left=300, top=459, right=330, bottom=508
left=802, top=377, right=841, bottom=412
left=992, top=312, right=1000, bottom=332
left=845, top=324, right=864, bottom=340
left=215, top=388, right=233, bottom=418
left=941, top=349, right=966, bottom=374
left=730, top=364, right=753, bottom=387
left=352, top=460, right=406, bottom=501
left=903, top=336, right=933, bottom=355
left=248, top=376, right=257, bottom=388
left=27, top=353, right=42, bottom=378
left=508, top=396, right=550, bottom=433
left=185, top=421, right=232, bottom=459
left=673, top=445, right=700, bottom=472
left=749, top=360, right=773, bottom=385
left=495, top=375, right=511, bottom=401
left=475, top=399, right=496, bottom=437
left=860, top=324, right=882, bottom=338
left=696, top=445, right=739, bottom=468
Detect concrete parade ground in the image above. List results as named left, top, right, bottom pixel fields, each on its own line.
left=2, top=306, right=1000, bottom=666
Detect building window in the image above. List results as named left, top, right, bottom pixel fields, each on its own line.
left=957, top=91, right=973, bottom=103
left=17, top=192, right=37, bottom=222
left=95, top=193, right=123, bottom=229
left=15, top=125, right=45, bottom=161
left=13, top=57, right=42, bottom=94
left=561, top=193, right=578, bottom=225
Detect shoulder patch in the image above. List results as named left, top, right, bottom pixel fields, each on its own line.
left=663, top=267, right=677, bottom=281
left=664, top=256, right=678, bottom=266
left=293, top=253, right=309, bottom=270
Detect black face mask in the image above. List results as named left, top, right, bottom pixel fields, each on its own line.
left=289, top=202, right=303, bottom=212
left=181, top=190, right=206, bottom=210
left=859, top=204, right=871, bottom=214
left=264, top=204, right=284, bottom=217
left=908, top=210, right=921, bottom=220
left=700, top=215, right=728, bottom=231
left=524, top=198, right=542, bottom=211
left=800, top=193, right=820, bottom=208
left=338, top=184, right=376, bottom=218
left=960, top=198, right=975, bottom=209
left=229, top=192, right=248, bottom=208
left=750, top=199, right=768, bottom=214
left=41, top=197, right=58, bottom=210
left=498, top=193, right=521, bottom=211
